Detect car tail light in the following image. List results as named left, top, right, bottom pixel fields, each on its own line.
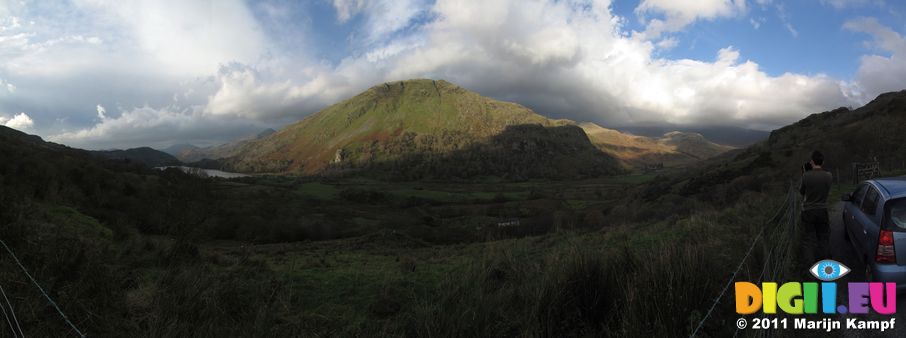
left=876, top=230, right=896, bottom=264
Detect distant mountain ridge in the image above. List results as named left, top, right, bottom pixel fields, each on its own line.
left=616, top=125, right=769, bottom=147
left=169, top=128, right=277, bottom=163
left=91, top=147, right=181, bottom=167
left=580, top=123, right=733, bottom=168
left=162, top=143, right=199, bottom=157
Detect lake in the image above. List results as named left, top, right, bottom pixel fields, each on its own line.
left=154, top=166, right=249, bottom=178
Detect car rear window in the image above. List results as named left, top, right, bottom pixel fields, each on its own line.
left=890, top=199, right=906, bottom=229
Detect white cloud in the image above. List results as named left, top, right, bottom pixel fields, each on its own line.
left=785, top=23, right=799, bottom=37
left=332, top=0, right=428, bottom=43
left=634, top=0, right=747, bottom=38
left=844, top=17, right=906, bottom=101
left=820, top=0, right=885, bottom=9
left=7, top=0, right=898, bottom=150
left=333, top=0, right=368, bottom=23
left=96, top=104, right=107, bottom=120
left=204, top=64, right=309, bottom=119
left=773, top=3, right=798, bottom=38
left=1, top=0, right=275, bottom=148
left=0, top=78, right=14, bottom=92
left=72, top=0, right=268, bottom=76
left=49, top=105, right=267, bottom=149
left=354, top=0, right=851, bottom=129
left=749, top=18, right=762, bottom=29
left=655, top=37, right=679, bottom=50
left=60, top=0, right=856, bottom=143
left=1, top=112, right=34, bottom=130
left=333, top=0, right=367, bottom=22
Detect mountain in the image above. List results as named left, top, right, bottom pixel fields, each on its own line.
left=616, top=125, right=769, bottom=147
left=173, top=129, right=277, bottom=163
left=580, top=123, right=733, bottom=167
left=615, top=89, right=906, bottom=222
left=221, top=79, right=622, bottom=179
left=91, top=147, right=181, bottom=167
left=761, top=90, right=906, bottom=175
left=659, top=131, right=735, bottom=160
left=162, top=143, right=199, bottom=157
left=256, top=128, right=276, bottom=138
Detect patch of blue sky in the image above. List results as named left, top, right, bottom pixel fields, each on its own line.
left=609, top=0, right=905, bottom=80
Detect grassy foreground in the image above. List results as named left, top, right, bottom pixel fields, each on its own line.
left=0, top=180, right=787, bottom=337
left=183, top=192, right=778, bottom=337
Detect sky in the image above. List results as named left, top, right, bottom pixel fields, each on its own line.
left=1, top=0, right=905, bottom=149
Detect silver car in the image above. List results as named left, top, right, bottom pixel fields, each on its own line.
left=842, top=177, right=906, bottom=287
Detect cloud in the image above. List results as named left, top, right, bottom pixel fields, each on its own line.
left=72, top=0, right=268, bottom=76
left=749, top=17, right=762, bottom=29
left=785, top=23, right=799, bottom=37
left=1, top=112, right=34, bottom=130
left=655, top=37, right=679, bottom=50
left=634, top=0, right=747, bottom=38
left=358, top=0, right=852, bottom=129
left=6, top=0, right=895, bottom=150
left=332, top=0, right=367, bottom=22
left=96, top=104, right=106, bottom=120
left=332, top=0, right=429, bottom=43
left=0, top=78, right=14, bottom=92
left=204, top=63, right=314, bottom=119
left=773, top=3, right=798, bottom=38
left=48, top=105, right=268, bottom=149
left=1, top=0, right=275, bottom=148
left=844, top=17, right=906, bottom=101
left=820, top=0, right=886, bottom=9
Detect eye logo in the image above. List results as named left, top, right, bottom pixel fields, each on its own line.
left=809, top=260, right=850, bottom=281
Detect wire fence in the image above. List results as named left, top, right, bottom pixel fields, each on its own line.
left=0, top=282, right=25, bottom=338
left=690, top=182, right=800, bottom=338
left=0, top=239, right=87, bottom=337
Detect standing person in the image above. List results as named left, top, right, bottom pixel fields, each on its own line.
left=800, top=150, right=833, bottom=263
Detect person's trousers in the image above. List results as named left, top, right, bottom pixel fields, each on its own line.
left=801, top=208, right=831, bottom=263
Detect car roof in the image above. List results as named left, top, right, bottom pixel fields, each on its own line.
left=871, top=176, right=906, bottom=199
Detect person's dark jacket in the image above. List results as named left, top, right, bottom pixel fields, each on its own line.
left=800, top=168, right=832, bottom=210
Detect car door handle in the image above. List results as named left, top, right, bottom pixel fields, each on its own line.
left=863, top=230, right=868, bottom=234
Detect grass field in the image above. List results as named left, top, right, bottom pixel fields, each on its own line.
left=0, top=166, right=784, bottom=337
left=184, top=176, right=784, bottom=336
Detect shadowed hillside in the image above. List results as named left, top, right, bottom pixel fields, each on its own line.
left=342, top=124, right=623, bottom=180
left=91, top=147, right=181, bottom=167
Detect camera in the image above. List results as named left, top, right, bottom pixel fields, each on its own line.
left=802, top=161, right=813, bottom=173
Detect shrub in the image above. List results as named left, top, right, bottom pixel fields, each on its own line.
left=339, top=188, right=387, bottom=204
